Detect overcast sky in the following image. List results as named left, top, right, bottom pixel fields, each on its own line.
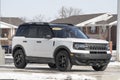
left=0, top=0, right=117, bottom=21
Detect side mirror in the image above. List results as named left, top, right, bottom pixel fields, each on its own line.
left=45, top=35, right=52, bottom=39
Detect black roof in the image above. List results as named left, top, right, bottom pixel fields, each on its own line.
left=20, top=22, right=49, bottom=26
left=19, top=22, right=74, bottom=27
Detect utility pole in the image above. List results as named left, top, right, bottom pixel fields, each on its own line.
left=0, top=0, right=1, bottom=48
left=0, top=0, right=5, bottom=65
left=0, top=0, right=1, bottom=39
left=117, top=0, right=120, bottom=61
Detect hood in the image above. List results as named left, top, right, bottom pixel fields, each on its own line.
left=65, top=38, right=108, bottom=44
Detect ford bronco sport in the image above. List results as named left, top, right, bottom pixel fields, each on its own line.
left=12, top=22, right=111, bottom=71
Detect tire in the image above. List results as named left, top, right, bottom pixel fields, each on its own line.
left=48, top=63, right=56, bottom=69
left=55, top=50, right=72, bottom=71
left=92, top=65, right=107, bottom=71
left=13, top=49, right=27, bottom=69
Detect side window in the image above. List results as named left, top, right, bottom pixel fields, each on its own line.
left=15, top=26, right=29, bottom=36
left=27, top=26, right=38, bottom=38
left=38, top=26, right=53, bottom=38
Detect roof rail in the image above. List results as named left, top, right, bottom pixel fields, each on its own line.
left=52, top=23, right=74, bottom=26
left=21, top=22, right=49, bottom=25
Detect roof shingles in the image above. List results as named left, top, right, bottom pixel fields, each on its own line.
left=51, top=13, right=105, bottom=25
left=0, top=17, right=24, bottom=26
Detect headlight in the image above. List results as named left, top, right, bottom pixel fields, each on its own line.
left=73, top=43, right=87, bottom=50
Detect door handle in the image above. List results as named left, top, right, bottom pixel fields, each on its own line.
left=36, top=41, right=41, bottom=43
left=23, top=41, right=27, bottom=43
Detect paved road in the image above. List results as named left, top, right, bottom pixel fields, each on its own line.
left=0, top=63, right=120, bottom=80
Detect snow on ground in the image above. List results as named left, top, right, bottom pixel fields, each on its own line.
left=0, top=72, right=96, bottom=80
left=5, top=54, right=13, bottom=59
left=2, top=53, right=120, bottom=80
left=108, top=61, right=120, bottom=67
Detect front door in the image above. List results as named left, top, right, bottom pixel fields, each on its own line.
left=35, top=38, right=54, bottom=58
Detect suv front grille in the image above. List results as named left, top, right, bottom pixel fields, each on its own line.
left=86, top=43, right=107, bottom=51
left=90, top=51, right=107, bottom=54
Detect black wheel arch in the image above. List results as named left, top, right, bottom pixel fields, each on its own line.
left=53, top=45, right=71, bottom=61
left=12, top=45, right=26, bottom=57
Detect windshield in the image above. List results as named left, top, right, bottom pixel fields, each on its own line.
left=51, top=26, right=88, bottom=39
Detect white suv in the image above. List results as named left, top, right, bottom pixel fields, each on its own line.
left=12, top=22, right=111, bottom=71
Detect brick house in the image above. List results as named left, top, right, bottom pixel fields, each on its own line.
left=0, top=17, right=24, bottom=46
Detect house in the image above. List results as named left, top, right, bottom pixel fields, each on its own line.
left=0, top=17, right=24, bottom=46
left=95, top=15, right=117, bottom=49
left=51, top=13, right=117, bottom=49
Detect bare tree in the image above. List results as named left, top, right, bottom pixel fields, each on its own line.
left=31, top=14, right=52, bottom=22
left=31, top=14, right=45, bottom=22
left=21, top=14, right=49, bottom=22
left=20, top=17, right=29, bottom=22
left=58, top=6, right=82, bottom=18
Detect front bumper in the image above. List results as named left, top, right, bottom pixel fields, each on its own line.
left=71, top=53, right=112, bottom=66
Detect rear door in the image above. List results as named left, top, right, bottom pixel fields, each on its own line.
left=24, top=26, right=38, bottom=56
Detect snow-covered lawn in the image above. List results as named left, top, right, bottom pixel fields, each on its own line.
left=0, top=72, right=96, bottom=80
left=108, top=61, right=120, bottom=67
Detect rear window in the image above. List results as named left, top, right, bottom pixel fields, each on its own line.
left=27, top=26, right=38, bottom=38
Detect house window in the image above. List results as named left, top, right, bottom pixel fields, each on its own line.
left=90, top=27, right=96, bottom=33
left=102, top=26, right=106, bottom=33
left=1, top=29, right=9, bottom=38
